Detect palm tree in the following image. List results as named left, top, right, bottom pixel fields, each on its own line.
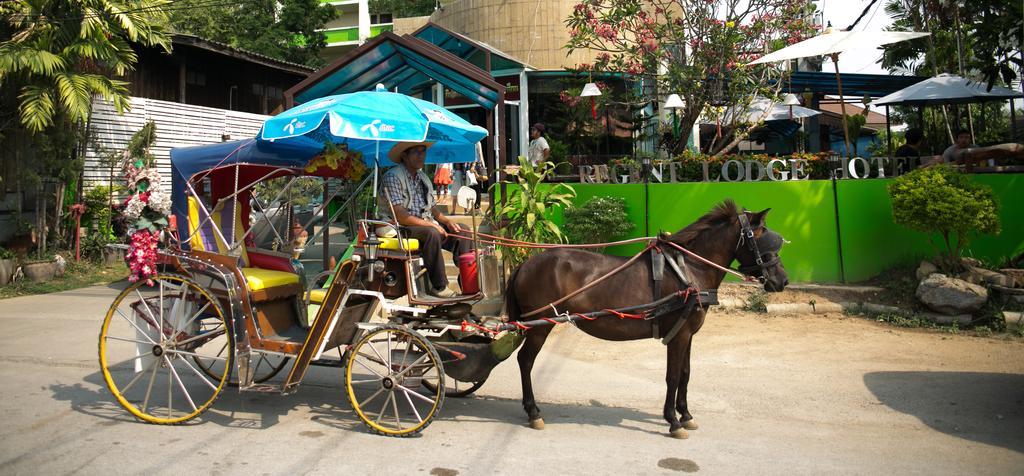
left=0, top=0, right=172, bottom=132
left=0, top=0, right=171, bottom=256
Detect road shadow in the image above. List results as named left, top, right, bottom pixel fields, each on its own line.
left=52, top=367, right=669, bottom=438
left=307, top=392, right=668, bottom=438
left=864, top=371, right=1024, bottom=454
left=48, top=367, right=351, bottom=430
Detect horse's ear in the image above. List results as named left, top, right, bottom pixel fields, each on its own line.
left=751, top=208, right=771, bottom=228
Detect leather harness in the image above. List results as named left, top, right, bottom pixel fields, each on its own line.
left=510, top=217, right=783, bottom=345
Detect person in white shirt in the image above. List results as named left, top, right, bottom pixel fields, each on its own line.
left=528, top=122, right=550, bottom=166
left=941, top=129, right=977, bottom=164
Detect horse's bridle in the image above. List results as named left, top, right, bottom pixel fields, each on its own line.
left=736, top=214, right=784, bottom=282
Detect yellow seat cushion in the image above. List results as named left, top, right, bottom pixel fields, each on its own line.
left=241, top=267, right=300, bottom=291
left=379, top=237, right=419, bottom=251
left=307, top=289, right=327, bottom=304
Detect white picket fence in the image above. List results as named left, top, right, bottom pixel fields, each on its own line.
left=84, top=97, right=270, bottom=189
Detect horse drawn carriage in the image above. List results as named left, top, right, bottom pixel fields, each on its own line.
left=98, top=88, right=790, bottom=438
left=98, top=89, right=523, bottom=436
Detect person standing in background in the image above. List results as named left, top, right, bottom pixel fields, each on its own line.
left=528, top=123, right=550, bottom=166
left=433, top=162, right=452, bottom=201
left=449, top=162, right=466, bottom=214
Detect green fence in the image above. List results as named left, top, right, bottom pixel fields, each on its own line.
left=508, top=174, right=1023, bottom=283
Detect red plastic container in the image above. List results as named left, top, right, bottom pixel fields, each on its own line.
left=457, top=251, right=480, bottom=295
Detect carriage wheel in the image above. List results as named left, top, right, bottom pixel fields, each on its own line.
left=193, top=348, right=290, bottom=385
left=99, top=274, right=232, bottom=424
left=422, top=378, right=486, bottom=398
left=345, top=325, right=445, bottom=436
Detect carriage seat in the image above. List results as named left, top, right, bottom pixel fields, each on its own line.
left=379, top=237, right=419, bottom=251
left=306, top=288, right=327, bottom=304
left=241, top=267, right=300, bottom=290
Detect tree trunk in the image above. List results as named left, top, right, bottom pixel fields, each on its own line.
left=54, top=182, right=65, bottom=246
left=36, top=184, right=47, bottom=258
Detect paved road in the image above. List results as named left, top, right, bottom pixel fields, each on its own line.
left=0, top=285, right=1022, bottom=475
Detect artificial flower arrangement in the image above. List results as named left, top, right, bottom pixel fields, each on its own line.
left=120, top=126, right=170, bottom=285
left=304, top=142, right=368, bottom=182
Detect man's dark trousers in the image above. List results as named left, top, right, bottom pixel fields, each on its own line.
left=404, top=223, right=472, bottom=291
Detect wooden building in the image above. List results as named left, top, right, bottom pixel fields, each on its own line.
left=126, top=34, right=314, bottom=115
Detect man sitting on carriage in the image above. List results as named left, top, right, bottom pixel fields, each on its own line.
left=379, top=141, right=472, bottom=298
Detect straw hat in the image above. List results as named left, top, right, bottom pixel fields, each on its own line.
left=387, top=141, right=433, bottom=164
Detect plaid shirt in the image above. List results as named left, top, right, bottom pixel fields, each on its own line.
left=381, top=166, right=433, bottom=220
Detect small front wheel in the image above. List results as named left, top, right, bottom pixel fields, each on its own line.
left=99, top=274, right=232, bottom=424
left=345, top=325, right=445, bottom=436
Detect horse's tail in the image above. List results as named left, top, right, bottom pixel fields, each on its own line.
left=504, top=264, right=523, bottom=323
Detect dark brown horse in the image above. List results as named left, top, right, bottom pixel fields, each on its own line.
left=504, top=200, right=789, bottom=438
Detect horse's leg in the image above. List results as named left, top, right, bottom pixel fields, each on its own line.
left=664, top=331, right=688, bottom=438
left=675, top=334, right=699, bottom=430
left=517, top=326, right=553, bottom=429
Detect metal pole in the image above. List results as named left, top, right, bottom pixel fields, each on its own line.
left=1010, top=98, right=1018, bottom=142
left=885, top=105, right=893, bottom=158
left=831, top=54, right=853, bottom=158
left=830, top=166, right=846, bottom=283
left=322, top=182, right=330, bottom=270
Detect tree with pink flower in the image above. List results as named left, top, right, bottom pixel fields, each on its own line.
left=566, top=0, right=819, bottom=155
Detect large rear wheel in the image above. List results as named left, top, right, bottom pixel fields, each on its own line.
left=345, top=325, right=444, bottom=436
left=99, top=274, right=231, bottom=424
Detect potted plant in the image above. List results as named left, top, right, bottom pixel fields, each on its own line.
left=0, top=247, right=15, bottom=286
left=22, top=252, right=66, bottom=282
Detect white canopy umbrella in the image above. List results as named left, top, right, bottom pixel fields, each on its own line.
left=874, top=73, right=1023, bottom=106
left=722, top=98, right=820, bottom=123
left=747, top=30, right=929, bottom=156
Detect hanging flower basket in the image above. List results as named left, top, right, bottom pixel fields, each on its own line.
left=120, top=146, right=171, bottom=285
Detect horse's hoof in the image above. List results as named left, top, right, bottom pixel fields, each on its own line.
left=669, top=428, right=689, bottom=439
left=529, top=418, right=545, bottom=430
left=681, top=419, right=699, bottom=430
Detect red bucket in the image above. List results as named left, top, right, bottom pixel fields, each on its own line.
left=457, top=251, right=479, bottom=295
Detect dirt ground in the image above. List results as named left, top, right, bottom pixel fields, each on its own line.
left=0, top=285, right=1022, bottom=474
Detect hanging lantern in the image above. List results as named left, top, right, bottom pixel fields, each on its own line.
left=580, top=82, right=602, bottom=119
left=783, top=93, right=800, bottom=119
left=663, top=94, right=684, bottom=136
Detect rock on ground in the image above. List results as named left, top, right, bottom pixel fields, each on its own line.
left=916, top=260, right=938, bottom=281
left=916, top=273, right=988, bottom=315
left=960, top=266, right=1016, bottom=288
left=999, top=269, right=1024, bottom=287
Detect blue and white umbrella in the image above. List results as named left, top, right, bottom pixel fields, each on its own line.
left=259, top=84, right=488, bottom=166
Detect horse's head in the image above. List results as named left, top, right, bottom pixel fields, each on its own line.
left=735, top=208, right=789, bottom=292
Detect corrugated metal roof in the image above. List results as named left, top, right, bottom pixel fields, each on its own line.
left=285, top=31, right=504, bottom=109
left=412, top=23, right=533, bottom=71
left=784, top=71, right=927, bottom=98
left=171, top=34, right=315, bottom=75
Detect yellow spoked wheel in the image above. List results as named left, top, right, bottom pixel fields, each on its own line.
left=345, top=325, right=445, bottom=437
left=99, top=274, right=232, bottom=424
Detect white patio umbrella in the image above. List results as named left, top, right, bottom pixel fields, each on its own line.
left=722, top=98, right=820, bottom=123
left=747, top=30, right=929, bottom=156
left=874, top=73, right=1023, bottom=106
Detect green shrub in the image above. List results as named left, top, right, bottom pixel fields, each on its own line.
left=563, top=196, right=634, bottom=248
left=80, top=233, right=113, bottom=262
left=888, top=165, right=1000, bottom=272
left=744, top=291, right=768, bottom=313
left=83, top=185, right=117, bottom=239
left=547, top=136, right=569, bottom=164
left=493, top=156, right=576, bottom=266
left=0, top=247, right=14, bottom=260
